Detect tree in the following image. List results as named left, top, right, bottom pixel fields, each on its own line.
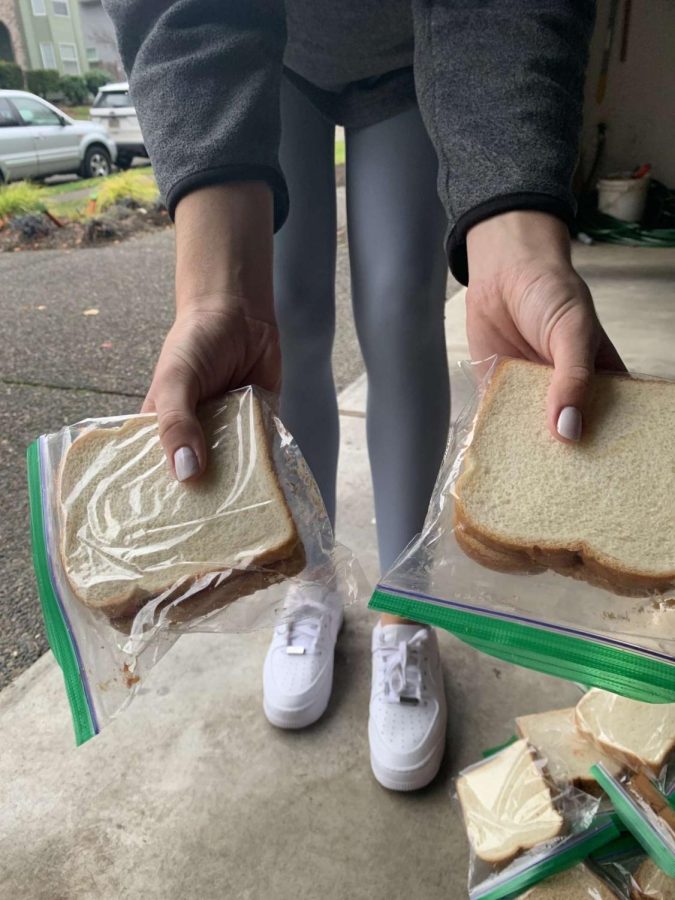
left=0, top=61, right=23, bottom=90
left=85, top=67, right=110, bottom=95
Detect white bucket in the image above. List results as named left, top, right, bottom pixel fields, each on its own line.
left=597, top=173, right=650, bottom=223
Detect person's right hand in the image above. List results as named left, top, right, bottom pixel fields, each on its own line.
left=145, top=181, right=278, bottom=481
left=142, top=306, right=280, bottom=481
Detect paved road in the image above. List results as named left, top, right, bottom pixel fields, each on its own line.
left=0, top=227, right=363, bottom=688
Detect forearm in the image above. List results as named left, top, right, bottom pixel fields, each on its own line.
left=174, top=182, right=275, bottom=324
left=466, top=211, right=573, bottom=284
left=412, top=0, right=595, bottom=284
left=102, top=0, right=288, bottom=227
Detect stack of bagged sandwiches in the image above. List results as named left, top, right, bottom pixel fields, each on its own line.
left=456, top=689, right=675, bottom=898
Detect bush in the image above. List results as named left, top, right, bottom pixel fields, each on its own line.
left=95, top=171, right=158, bottom=212
left=59, top=75, right=89, bottom=105
left=25, top=69, right=61, bottom=99
left=0, top=61, right=23, bottom=90
left=85, top=68, right=110, bottom=95
left=0, top=182, right=44, bottom=220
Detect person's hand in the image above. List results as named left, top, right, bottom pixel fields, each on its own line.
left=144, top=182, right=278, bottom=481
left=142, top=306, right=280, bottom=480
left=465, top=211, right=625, bottom=442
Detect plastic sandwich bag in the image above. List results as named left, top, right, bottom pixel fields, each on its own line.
left=454, top=739, right=614, bottom=899
left=369, top=358, right=675, bottom=704
left=591, top=764, right=675, bottom=877
left=516, top=861, right=629, bottom=898
left=27, top=387, right=365, bottom=744
left=594, top=845, right=675, bottom=900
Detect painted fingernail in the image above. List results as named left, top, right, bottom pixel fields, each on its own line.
left=174, top=446, right=199, bottom=481
left=556, top=406, right=582, bottom=442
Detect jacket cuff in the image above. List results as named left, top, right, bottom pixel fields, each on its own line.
left=446, top=193, right=576, bottom=286
left=165, top=165, right=289, bottom=232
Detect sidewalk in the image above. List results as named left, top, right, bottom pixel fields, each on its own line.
left=1, top=245, right=674, bottom=899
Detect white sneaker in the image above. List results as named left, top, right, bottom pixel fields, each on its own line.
left=368, top=622, right=447, bottom=791
left=263, top=585, right=343, bottom=729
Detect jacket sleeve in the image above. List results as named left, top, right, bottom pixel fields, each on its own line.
left=102, top=0, right=288, bottom=228
left=412, top=0, right=595, bottom=284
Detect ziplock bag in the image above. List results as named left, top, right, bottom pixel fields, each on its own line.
left=591, top=764, right=675, bottom=877
left=454, top=739, right=610, bottom=899
left=517, top=861, right=627, bottom=898
left=27, top=387, right=364, bottom=744
left=594, top=846, right=675, bottom=900
left=369, top=358, right=675, bottom=703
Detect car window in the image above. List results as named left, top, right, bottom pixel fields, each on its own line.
left=93, top=91, right=132, bottom=109
left=0, top=98, right=20, bottom=127
left=13, top=97, right=62, bottom=126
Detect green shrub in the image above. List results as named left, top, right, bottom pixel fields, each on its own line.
left=85, top=68, right=110, bottom=95
left=26, top=69, right=61, bottom=99
left=95, top=171, right=158, bottom=211
left=0, top=61, right=23, bottom=90
left=0, top=182, right=44, bottom=220
left=59, top=75, right=89, bottom=105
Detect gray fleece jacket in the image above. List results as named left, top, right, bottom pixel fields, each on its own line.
left=102, top=1, right=595, bottom=284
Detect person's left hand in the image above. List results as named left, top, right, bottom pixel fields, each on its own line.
left=464, top=211, right=626, bottom=443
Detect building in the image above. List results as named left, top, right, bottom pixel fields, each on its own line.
left=78, top=0, right=123, bottom=80
left=0, top=0, right=90, bottom=75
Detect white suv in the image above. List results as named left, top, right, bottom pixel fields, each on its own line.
left=0, top=90, right=117, bottom=183
left=90, top=82, right=147, bottom=170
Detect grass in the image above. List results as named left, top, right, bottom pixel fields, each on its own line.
left=62, top=106, right=91, bottom=121
left=1, top=168, right=160, bottom=225
left=335, top=139, right=345, bottom=166
left=41, top=176, right=103, bottom=198
left=94, top=169, right=159, bottom=211
left=0, top=182, right=45, bottom=219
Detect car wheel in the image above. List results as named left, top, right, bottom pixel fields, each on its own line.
left=82, top=145, right=112, bottom=179
left=116, top=154, right=133, bottom=170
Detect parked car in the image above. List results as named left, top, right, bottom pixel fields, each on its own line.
left=0, top=90, right=116, bottom=184
left=90, top=82, right=147, bottom=170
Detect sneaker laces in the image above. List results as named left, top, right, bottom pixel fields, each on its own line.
left=277, top=597, right=331, bottom=656
left=377, top=628, right=429, bottom=704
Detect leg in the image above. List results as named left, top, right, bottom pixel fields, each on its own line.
left=345, top=105, right=450, bottom=573
left=264, top=80, right=342, bottom=733
left=274, top=77, right=339, bottom=526
left=347, top=110, right=451, bottom=791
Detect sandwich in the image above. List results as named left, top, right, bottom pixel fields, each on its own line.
left=59, top=393, right=305, bottom=622
left=453, top=359, right=675, bottom=596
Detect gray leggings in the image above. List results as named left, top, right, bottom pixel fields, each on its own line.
left=274, top=77, right=450, bottom=573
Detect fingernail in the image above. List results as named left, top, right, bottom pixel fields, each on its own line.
left=174, top=446, right=199, bottom=481
left=556, top=406, right=582, bottom=442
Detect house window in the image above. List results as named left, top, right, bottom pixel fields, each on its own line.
left=86, top=47, right=98, bottom=62
left=40, top=41, right=56, bottom=69
left=31, top=0, right=46, bottom=15
left=52, top=0, right=69, bottom=16
left=59, top=42, right=79, bottom=74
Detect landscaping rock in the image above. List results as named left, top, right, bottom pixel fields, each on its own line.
left=83, top=217, right=122, bottom=244
left=8, top=214, right=54, bottom=241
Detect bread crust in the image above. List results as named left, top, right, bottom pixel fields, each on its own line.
left=456, top=740, right=563, bottom=865
left=574, top=698, right=675, bottom=774
left=453, top=359, right=675, bottom=597
left=58, top=393, right=305, bottom=622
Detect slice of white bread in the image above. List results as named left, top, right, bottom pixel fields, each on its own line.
left=515, top=707, right=623, bottom=793
left=575, top=690, right=675, bottom=773
left=453, top=359, right=675, bottom=596
left=456, top=738, right=563, bottom=864
left=59, top=393, right=305, bottom=620
left=520, top=863, right=618, bottom=898
left=631, top=858, right=675, bottom=900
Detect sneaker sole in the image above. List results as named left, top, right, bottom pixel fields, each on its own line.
left=263, top=613, right=344, bottom=731
left=369, top=733, right=446, bottom=792
left=263, top=682, right=332, bottom=730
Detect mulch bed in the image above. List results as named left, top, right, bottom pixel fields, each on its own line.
left=0, top=201, right=171, bottom=253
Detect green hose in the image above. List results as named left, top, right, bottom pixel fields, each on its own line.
left=578, top=179, right=675, bottom=247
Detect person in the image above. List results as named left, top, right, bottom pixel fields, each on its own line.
left=103, top=0, right=624, bottom=791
